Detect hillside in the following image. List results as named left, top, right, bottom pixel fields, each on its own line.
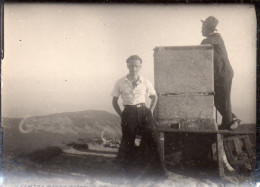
left=2, top=110, right=121, bottom=155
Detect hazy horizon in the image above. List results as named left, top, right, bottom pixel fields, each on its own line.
left=2, top=4, right=256, bottom=124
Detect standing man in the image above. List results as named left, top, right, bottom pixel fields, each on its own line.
left=201, top=16, right=241, bottom=130
left=111, top=55, right=165, bottom=173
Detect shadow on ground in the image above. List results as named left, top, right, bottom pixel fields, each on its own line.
left=3, top=145, right=255, bottom=187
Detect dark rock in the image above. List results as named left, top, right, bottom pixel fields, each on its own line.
left=67, top=142, right=89, bottom=151
left=28, top=146, right=62, bottom=163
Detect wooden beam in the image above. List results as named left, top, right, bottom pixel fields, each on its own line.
left=157, top=128, right=255, bottom=135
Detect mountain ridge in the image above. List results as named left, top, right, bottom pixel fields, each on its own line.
left=2, top=110, right=121, bottom=155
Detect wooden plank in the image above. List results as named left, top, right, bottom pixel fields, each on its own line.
left=229, top=159, right=251, bottom=165
left=223, top=140, right=235, bottom=161
left=244, top=136, right=254, bottom=157
left=233, top=138, right=243, bottom=158
left=243, top=136, right=255, bottom=169
left=158, top=92, right=214, bottom=96
left=154, top=45, right=213, bottom=51
left=216, top=134, right=225, bottom=177
left=227, top=140, right=236, bottom=159
left=156, top=128, right=255, bottom=135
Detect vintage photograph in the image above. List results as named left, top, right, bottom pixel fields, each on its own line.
left=1, top=3, right=257, bottom=186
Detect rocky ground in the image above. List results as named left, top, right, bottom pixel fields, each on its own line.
left=3, top=139, right=256, bottom=187
left=2, top=112, right=257, bottom=186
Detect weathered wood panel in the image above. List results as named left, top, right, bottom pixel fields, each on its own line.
left=154, top=45, right=214, bottom=94
left=154, top=45, right=216, bottom=130
left=154, top=95, right=217, bottom=130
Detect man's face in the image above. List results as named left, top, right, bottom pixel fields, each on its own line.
left=127, top=60, right=142, bottom=76
left=201, top=23, right=208, bottom=37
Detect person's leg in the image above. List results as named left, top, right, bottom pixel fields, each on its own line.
left=117, top=107, right=138, bottom=165
left=116, top=109, right=127, bottom=162
left=222, top=75, right=233, bottom=126
left=230, top=113, right=241, bottom=129
left=142, top=107, right=166, bottom=173
left=222, top=75, right=241, bottom=129
left=214, top=82, right=228, bottom=129
left=214, top=77, right=234, bottom=129
left=135, top=106, right=148, bottom=164
left=125, top=132, right=136, bottom=165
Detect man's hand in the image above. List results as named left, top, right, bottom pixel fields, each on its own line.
left=112, top=97, right=122, bottom=118
left=150, top=107, right=154, bottom=115
left=150, top=108, right=154, bottom=116
left=149, top=94, right=158, bottom=115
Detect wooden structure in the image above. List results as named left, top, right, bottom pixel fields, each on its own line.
left=157, top=127, right=255, bottom=177
left=153, top=45, right=255, bottom=177
left=223, top=135, right=255, bottom=170
left=154, top=45, right=217, bottom=130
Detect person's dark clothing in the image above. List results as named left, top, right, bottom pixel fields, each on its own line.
left=201, top=33, right=236, bottom=128
left=181, top=33, right=238, bottom=165
left=116, top=104, right=163, bottom=171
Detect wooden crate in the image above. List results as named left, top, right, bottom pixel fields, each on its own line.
left=154, top=45, right=216, bottom=130
left=223, top=135, right=255, bottom=170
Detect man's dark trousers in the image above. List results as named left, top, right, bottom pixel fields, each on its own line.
left=201, top=33, right=237, bottom=129
left=215, top=74, right=236, bottom=128
left=117, top=104, right=161, bottom=169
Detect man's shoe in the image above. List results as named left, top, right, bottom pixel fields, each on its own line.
left=229, top=119, right=241, bottom=130
left=218, top=124, right=226, bottom=130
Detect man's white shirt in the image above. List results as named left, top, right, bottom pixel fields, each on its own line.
left=111, top=76, right=157, bottom=105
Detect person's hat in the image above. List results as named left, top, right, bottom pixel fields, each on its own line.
left=126, top=55, right=142, bottom=63
left=201, top=16, right=218, bottom=31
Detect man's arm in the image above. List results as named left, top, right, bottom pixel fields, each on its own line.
left=149, top=94, right=158, bottom=114
left=112, top=97, right=122, bottom=118
left=200, top=37, right=212, bottom=45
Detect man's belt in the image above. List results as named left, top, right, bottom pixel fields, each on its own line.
left=124, top=103, right=146, bottom=108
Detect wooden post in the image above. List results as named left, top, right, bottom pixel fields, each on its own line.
left=216, top=133, right=225, bottom=177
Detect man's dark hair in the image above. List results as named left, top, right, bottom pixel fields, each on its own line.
left=126, top=55, right=142, bottom=63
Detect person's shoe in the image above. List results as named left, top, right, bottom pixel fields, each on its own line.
left=218, top=124, right=226, bottom=130
left=229, top=119, right=241, bottom=130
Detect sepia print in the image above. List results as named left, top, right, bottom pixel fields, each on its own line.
left=1, top=3, right=257, bottom=187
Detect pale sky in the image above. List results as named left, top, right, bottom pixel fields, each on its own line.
left=2, top=4, right=256, bottom=123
